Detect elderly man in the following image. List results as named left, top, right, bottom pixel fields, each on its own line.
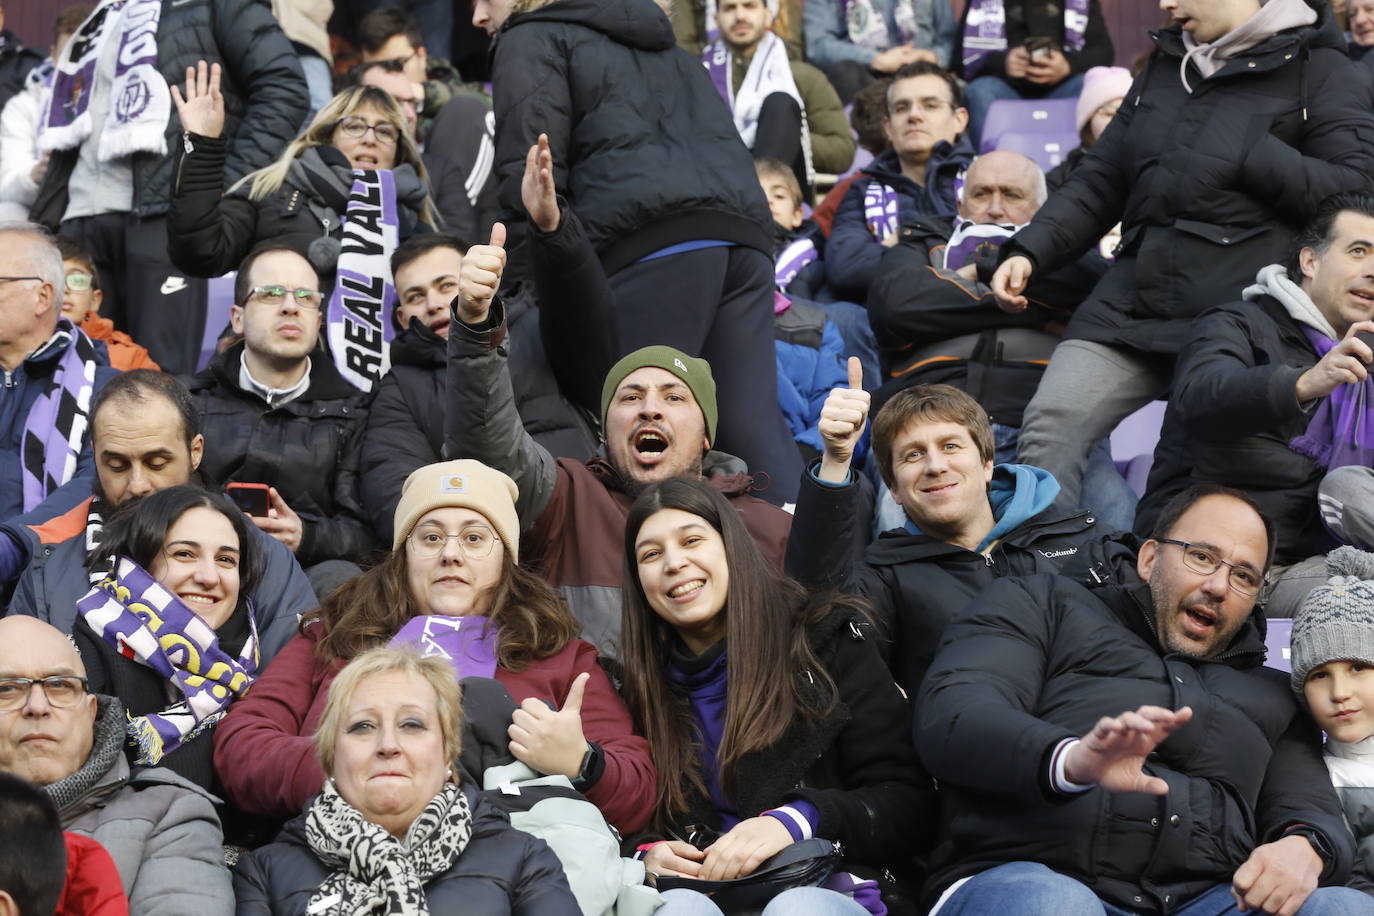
left=2, top=369, right=314, bottom=661
left=0, top=223, right=118, bottom=526
left=0, top=616, right=232, bottom=914
left=915, top=484, right=1373, bottom=916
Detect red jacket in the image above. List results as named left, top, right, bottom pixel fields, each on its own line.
left=79, top=315, right=160, bottom=371
left=56, top=833, right=129, bottom=916
left=213, top=622, right=655, bottom=834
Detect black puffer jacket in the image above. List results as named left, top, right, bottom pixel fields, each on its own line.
left=917, top=564, right=1354, bottom=912
left=787, top=467, right=1102, bottom=692
left=34, top=0, right=306, bottom=220
left=1135, top=295, right=1324, bottom=564
left=360, top=316, right=597, bottom=544
left=183, top=344, right=377, bottom=567
left=488, top=0, right=772, bottom=277
left=632, top=608, right=936, bottom=907
left=0, top=29, right=40, bottom=114
left=232, top=785, right=581, bottom=916
left=999, top=0, right=1374, bottom=357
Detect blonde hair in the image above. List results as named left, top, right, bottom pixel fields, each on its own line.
left=313, top=646, right=464, bottom=777
left=230, top=86, right=439, bottom=227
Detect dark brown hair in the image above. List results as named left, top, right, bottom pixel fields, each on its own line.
left=618, top=478, right=839, bottom=829
left=305, top=541, right=581, bottom=670
left=872, top=384, right=995, bottom=490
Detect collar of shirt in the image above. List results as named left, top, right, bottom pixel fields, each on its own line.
left=239, top=354, right=311, bottom=409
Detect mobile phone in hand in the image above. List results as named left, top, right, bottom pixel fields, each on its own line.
left=1024, top=36, right=1056, bottom=60
left=1355, top=330, right=1374, bottom=361
left=226, top=482, right=271, bottom=517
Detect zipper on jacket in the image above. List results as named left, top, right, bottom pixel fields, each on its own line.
left=3, top=368, right=13, bottom=388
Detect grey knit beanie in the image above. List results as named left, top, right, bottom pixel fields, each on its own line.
left=1290, top=546, right=1374, bottom=697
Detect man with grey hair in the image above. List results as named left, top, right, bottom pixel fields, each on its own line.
left=0, top=223, right=118, bottom=525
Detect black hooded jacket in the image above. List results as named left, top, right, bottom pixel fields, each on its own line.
left=487, top=0, right=773, bottom=277
left=997, top=0, right=1374, bottom=357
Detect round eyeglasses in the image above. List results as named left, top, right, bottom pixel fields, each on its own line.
left=334, top=116, right=400, bottom=146
left=408, top=525, right=500, bottom=560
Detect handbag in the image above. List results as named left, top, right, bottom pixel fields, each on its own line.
left=652, top=837, right=841, bottom=912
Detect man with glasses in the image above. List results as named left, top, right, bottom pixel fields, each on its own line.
left=1137, top=193, right=1374, bottom=619
left=183, top=244, right=376, bottom=596
left=915, top=483, right=1373, bottom=916
left=0, top=615, right=233, bottom=914
left=826, top=61, right=974, bottom=303
left=0, top=223, right=118, bottom=526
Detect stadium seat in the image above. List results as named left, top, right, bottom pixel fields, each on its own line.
left=993, top=130, right=1080, bottom=172
left=200, top=272, right=237, bottom=372
left=1263, top=618, right=1292, bottom=673
left=979, top=97, right=1079, bottom=153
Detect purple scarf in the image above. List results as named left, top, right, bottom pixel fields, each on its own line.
left=775, top=237, right=819, bottom=290
left=863, top=182, right=899, bottom=241
left=326, top=168, right=399, bottom=393
left=21, top=319, right=99, bottom=512
left=962, top=0, right=1090, bottom=79
left=390, top=615, right=500, bottom=680
left=1290, top=328, right=1374, bottom=470
left=77, top=556, right=259, bottom=765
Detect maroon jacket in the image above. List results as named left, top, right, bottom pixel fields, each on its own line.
left=212, top=622, right=656, bottom=834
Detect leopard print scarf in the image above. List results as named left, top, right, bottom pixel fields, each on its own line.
left=305, top=778, right=473, bottom=915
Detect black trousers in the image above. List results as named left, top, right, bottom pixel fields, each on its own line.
left=608, top=245, right=802, bottom=505
left=59, top=213, right=207, bottom=375
left=751, top=92, right=811, bottom=204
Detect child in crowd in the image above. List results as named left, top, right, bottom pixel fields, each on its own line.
left=756, top=158, right=856, bottom=463
left=54, top=236, right=159, bottom=371
left=1291, top=545, right=1374, bottom=896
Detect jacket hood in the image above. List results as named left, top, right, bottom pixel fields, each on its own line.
left=1242, top=264, right=1336, bottom=339
left=504, top=0, right=676, bottom=52
left=389, top=320, right=447, bottom=368
left=1154, top=0, right=1344, bottom=60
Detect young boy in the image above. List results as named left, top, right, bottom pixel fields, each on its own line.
left=54, top=236, right=159, bottom=371
left=1291, top=544, right=1374, bottom=896
left=756, top=158, right=854, bottom=462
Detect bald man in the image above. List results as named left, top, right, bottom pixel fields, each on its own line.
left=0, top=617, right=232, bottom=915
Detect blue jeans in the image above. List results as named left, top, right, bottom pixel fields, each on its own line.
left=818, top=301, right=879, bottom=394
left=964, top=73, right=1086, bottom=149
left=658, top=886, right=870, bottom=915
left=935, top=862, right=1374, bottom=916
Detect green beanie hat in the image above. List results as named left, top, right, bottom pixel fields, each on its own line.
left=599, top=346, right=718, bottom=445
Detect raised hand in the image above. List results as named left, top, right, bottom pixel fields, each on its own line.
left=508, top=671, right=591, bottom=779
left=991, top=255, right=1033, bottom=312
left=1062, top=705, right=1193, bottom=794
left=818, top=357, right=870, bottom=482
left=171, top=60, right=224, bottom=139
left=521, top=133, right=560, bottom=232
left=456, top=222, right=507, bottom=325
left=1295, top=320, right=1374, bottom=402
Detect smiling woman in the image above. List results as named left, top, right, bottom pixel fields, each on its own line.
left=213, top=459, right=657, bottom=838
left=71, top=485, right=262, bottom=803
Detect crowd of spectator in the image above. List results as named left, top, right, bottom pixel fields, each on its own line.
left=5, top=0, right=1374, bottom=913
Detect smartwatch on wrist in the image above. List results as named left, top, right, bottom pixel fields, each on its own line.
left=570, top=741, right=605, bottom=792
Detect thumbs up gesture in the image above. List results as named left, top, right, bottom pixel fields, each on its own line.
left=508, top=671, right=591, bottom=779
left=456, top=222, right=507, bottom=325
left=818, top=357, right=870, bottom=482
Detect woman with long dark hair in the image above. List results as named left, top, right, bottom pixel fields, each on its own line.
left=213, top=459, right=655, bottom=835
left=620, top=477, right=934, bottom=915
left=75, top=484, right=262, bottom=791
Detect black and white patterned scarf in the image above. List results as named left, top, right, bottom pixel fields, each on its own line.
left=306, top=778, right=473, bottom=915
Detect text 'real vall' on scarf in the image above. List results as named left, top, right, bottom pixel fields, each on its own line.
left=327, top=168, right=399, bottom=393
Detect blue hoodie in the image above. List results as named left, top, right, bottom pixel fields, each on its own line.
left=903, top=463, right=1060, bottom=552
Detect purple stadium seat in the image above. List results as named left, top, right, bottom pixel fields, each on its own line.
left=992, top=130, right=1080, bottom=172
left=979, top=97, right=1080, bottom=153
left=1109, top=400, right=1167, bottom=498
left=1264, top=618, right=1293, bottom=673
left=200, top=272, right=237, bottom=372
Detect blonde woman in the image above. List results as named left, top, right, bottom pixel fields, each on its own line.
left=167, top=61, right=437, bottom=285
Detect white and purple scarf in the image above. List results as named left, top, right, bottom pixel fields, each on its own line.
left=942, top=217, right=1020, bottom=270
left=841, top=0, right=918, bottom=51
left=40, top=0, right=170, bottom=161
left=962, top=0, right=1090, bottom=79
left=21, top=319, right=98, bottom=512
left=703, top=31, right=803, bottom=149
left=76, top=556, right=259, bottom=765
left=327, top=168, right=400, bottom=392
left=775, top=236, right=819, bottom=290
left=390, top=615, right=499, bottom=681
left=864, top=181, right=900, bottom=241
